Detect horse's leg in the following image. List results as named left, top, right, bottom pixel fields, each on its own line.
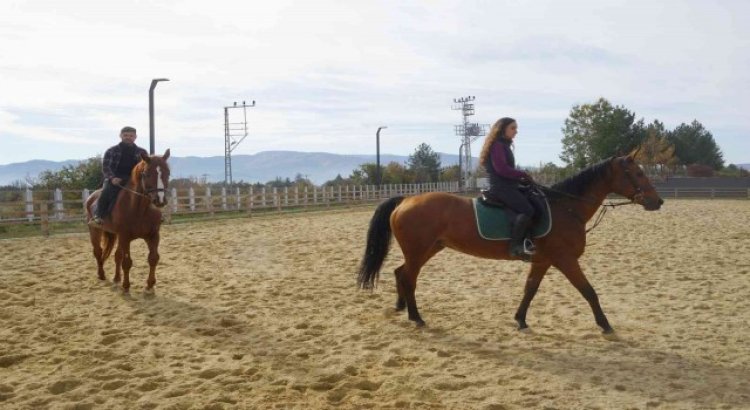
left=113, top=244, right=124, bottom=283
left=394, top=265, right=407, bottom=312
left=514, top=261, right=552, bottom=330
left=121, top=239, right=133, bottom=292
left=145, top=234, right=160, bottom=291
left=88, top=228, right=106, bottom=280
left=554, top=257, right=613, bottom=333
left=397, top=244, right=444, bottom=327
left=393, top=244, right=444, bottom=313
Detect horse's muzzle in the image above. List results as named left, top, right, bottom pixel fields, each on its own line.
left=643, top=196, right=663, bottom=211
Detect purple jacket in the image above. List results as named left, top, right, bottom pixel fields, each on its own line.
left=489, top=140, right=528, bottom=181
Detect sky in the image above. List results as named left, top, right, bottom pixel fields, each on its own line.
left=1, top=0, right=748, bottom=168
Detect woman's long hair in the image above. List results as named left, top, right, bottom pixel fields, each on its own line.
left=478, top=117, right=516, bottom=168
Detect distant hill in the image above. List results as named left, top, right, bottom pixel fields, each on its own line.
left=738, top=163, right=750, bottom=171
left=0, top=151, right=477, bottom=185
left=0, top=159, right=80, bottom=186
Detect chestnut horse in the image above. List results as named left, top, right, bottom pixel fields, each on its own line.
left=85, top=149, right=171, bottom=292
left=357, top=153, right=663, bottom=333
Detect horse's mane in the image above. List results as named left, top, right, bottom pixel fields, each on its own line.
left=129, top=156, right=170, bottom=181
left=547, top=158, right=613, bottom=197
left=131, top=160, right=147, bottom=181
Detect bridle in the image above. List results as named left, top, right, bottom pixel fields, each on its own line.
left=537, top=157, right=645, bottom=233
left=114, top=167, right=166, bottom=202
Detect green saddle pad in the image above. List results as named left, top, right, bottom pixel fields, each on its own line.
left=472, top=198, right=552, bottom=241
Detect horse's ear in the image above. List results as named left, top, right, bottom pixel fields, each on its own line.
left=163, top=149, right=170, bottom=161
left=140, top=151, right=151, bottom=163
left=627, top=145, right=641, bottom=162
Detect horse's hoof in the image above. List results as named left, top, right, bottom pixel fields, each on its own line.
left=414, top=320, right=426, bottom=328
left=143, top=288, right=156, bottom=298
left=516, top=320, right=528, bottom=330
left=602, top=327, right=615, bottom=335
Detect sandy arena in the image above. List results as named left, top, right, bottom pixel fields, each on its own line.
left=1, top=200, right=749, bottom=409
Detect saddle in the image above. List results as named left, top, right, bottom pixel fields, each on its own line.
left=473, top=186, right=552, bottom=241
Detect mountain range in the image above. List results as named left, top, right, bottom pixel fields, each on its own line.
left=0, top=151, right=475, bottom=185
left=2, top=154, right=746, bottom=186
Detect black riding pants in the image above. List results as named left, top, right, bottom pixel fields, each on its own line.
left=94, top=179, right=125, bottom=218
left=486, top=183, right=536, bottom=219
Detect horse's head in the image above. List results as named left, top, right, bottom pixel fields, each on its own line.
left=138, top=149, right=171, bottom=208
left=610, top=151, right=663, bottom=211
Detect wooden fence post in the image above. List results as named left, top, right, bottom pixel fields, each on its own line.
left=247, top=187, right=254, bottom=215
left=52, top=188, right=63, bottom=220
left=40, top=201, right=49, bottom=236
left=25, top=188, right=34, bottom=222
left=82, top=189, right=89, bottom=219
left=170, top=188, right=178, bottom=214
left=206, top=187, right=214, bottom=216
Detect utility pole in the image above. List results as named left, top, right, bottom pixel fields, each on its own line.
left=376, top=126, right=387, bottom=188
left=224, top=100, right=256, bottom=186
left=149, top=78, right=169, bottom=155
left=452, top=96, right=488, bottom=190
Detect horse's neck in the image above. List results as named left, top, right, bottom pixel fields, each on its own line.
left=122, top=176, right=151, bottom=214
left=570, top=179, right=611, bottom=223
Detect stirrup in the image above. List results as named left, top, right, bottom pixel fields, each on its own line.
left=523, top=238, right=536, bottom=255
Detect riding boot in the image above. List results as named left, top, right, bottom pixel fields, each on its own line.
left=510, top=214, right=535, bottom=258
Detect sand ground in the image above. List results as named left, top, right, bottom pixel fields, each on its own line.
left=1, top=200, right=749, bottom=409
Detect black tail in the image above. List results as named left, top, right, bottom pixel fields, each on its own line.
left=101, top=231, right=116, bottom=262
left=357, top=196, right=406, bottom=289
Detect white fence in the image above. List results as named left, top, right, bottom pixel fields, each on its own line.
left=0, top=182, right=461, bottom=226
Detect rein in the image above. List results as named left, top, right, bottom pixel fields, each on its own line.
left=538, top=184, right=632, bottom=233
left=533, top=158, right=643, bottom=234
left=114, top=171, right=164, bottom=201
left=115, top=182, right=152, bottom=200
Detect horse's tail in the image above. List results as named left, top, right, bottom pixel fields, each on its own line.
left=357, top=196, right=405, bottom=290
left=100, top=232, right=116, bottom=262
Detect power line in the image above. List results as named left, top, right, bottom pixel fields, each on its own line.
left=224, top=100, right=256, bottom=186
left=452, top=96, right=488, bottom=190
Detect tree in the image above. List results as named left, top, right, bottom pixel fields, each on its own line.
left=560, top=98, right=645, bottom=168
left=407, top=143, right=441, bottom=183
left=266, top=177, right=293, bottom=188
left=323, top=174, right=348, bottom=186
left=633, top=120, right=677, bottom=178
left=667, top=120, right=724, bottom=170
left=439, top=165, right=461, bottom=182
left=37, top=156, right=102, bottom=190
left=529, top=162, right=576, bottom=185
left=383, top=162, right=411, bottom=184
left=293, top=173, right=315, bottom=189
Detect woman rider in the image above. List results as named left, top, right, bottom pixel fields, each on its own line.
left=478, top=117, right=536, bottom=257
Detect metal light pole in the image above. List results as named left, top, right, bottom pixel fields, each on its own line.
left=149, top=78, right=170, bottom=154
left=376, top=126, right=387, bottom=188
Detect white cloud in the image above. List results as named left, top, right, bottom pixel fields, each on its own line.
left=1, top=0, right=748, bottom=166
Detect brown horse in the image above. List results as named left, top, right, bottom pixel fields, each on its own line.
left=357, top=153, right=663, bottom=333
left=85, top=149, right=171, bottom=292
